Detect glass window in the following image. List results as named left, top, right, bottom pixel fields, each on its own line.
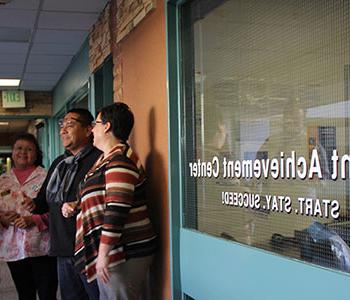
left=94, top=56, right=114, bottom=112
left=72, top=95, right=88, bottom=110
left=182, top=0, right=350, bottom=273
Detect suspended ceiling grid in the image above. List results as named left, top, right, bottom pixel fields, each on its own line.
left=0, top=0, right=109, bottom=91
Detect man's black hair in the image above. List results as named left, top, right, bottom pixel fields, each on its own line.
left=99, top=102, right=134, bottom=142
left=66, top=108, right=94, bottom=127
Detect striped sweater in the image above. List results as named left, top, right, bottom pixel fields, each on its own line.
left=74, top=143, right=156, bottom=282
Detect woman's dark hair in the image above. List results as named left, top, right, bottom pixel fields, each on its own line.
left=99, top=102, right=134, bottom=142
left=12, top=133, right=43, bottom=167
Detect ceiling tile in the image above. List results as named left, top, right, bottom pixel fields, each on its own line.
left=0, top=53, right=26, bottom=64
left=1, top=0, right=40, bottom=10
left=0, top=42, right=29, bottom=54
left=0, top=27, right=31, bottom=42
left=31, top=42, right=78, bottom=55
left=21, top=79, right=57, bottom=86
left=0, top=64, right=23, bottom=73
left=39, top=11, right=99, bottom=30
left=23, top=72, right=61, bottom=81
left=20, top=84, right=53, bottom=91
left=26, top=63, right=68, bottom=74
left=42, top=0, right=109, bottom=13
left=34, top=29, right=87, bottom=45
left=27, top=54, right=73, bottom=65
left=0, top=0, right=108, bottom=93
left=0, top=10, right=37, bottom=28
left=0, top=73, right=21, bottom=79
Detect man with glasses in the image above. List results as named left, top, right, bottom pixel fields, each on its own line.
left=24, top=108, right=101, bottom=300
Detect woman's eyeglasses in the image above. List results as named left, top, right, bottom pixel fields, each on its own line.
left=91, top=120, right=104, bottom=127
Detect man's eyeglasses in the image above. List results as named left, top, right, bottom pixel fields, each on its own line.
left=58, top=118, right=84, bottom=129
left=91, top=120, right=104, bottom=127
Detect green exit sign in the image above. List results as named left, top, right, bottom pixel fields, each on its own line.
left=2, top=90, right=25, bottom=108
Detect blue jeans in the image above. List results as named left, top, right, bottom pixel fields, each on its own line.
left=57, top=257, right=99, bottom=300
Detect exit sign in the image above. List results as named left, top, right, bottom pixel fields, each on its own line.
left=2, top=90, right=25, bottom=108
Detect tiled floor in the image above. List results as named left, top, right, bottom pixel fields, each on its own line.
left=0, top=262, right=61, bottom=300
left=0, top=262, right=17, bottom=300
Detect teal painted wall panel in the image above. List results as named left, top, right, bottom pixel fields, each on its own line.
left=52, top=40, right=90, bottom=115
left=166, top=1, right=183, bottom=299
left=181, top=229, right=350, bottom=300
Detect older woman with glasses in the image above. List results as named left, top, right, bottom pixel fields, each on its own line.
left=62, top=102, right=157, bottom=300
left=0, top=133, right=57, bottom=300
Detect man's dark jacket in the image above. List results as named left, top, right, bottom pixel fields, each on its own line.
left=33, top=146, right=102, bottom=257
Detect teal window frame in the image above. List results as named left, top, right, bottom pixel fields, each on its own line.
left=35, top=120, right=50, bottom=168
left=166, top=1, right=350, bottom=299
left=91, top=55, right=114, bottom=115
left=166, top=1, right=183, bottom=299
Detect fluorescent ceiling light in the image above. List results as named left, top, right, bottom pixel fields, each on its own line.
left=0, top=122, right=9, bottom=126
left=0, top=79, right=20, bottom=86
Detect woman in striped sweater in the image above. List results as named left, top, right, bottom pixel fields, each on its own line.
left=62, top=102, right=156, bottom=300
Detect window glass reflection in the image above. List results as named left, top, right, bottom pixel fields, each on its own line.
left=182, top=0, right=350, bottom=272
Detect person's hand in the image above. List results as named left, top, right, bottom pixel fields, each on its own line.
left=96, top=253, right=110, bottom=283
left=21, top=192, right=35, bottom=212
left=0, top=211, right=19, bottom=227
left=61, top=202, right=77, bottom=218
left=13, top=216, right=35, bottom=229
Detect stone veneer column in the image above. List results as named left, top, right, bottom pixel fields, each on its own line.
left=89, top=0, right=157, bottom=102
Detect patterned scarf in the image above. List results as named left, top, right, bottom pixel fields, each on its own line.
left=46, top=144, right=94, bottom=205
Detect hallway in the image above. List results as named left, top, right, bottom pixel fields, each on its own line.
left=0, top=0, right=170, bottom=299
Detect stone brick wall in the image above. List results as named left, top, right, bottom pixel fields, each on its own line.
left=0, top=91, right=52, bottom=116
left=116, top=0, right=156, bottom=43
left=89, top=3, right=111, bottom=72
left=113, top=44, right=123, bottom=101
left=89, top=0, right=157, bottom=101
